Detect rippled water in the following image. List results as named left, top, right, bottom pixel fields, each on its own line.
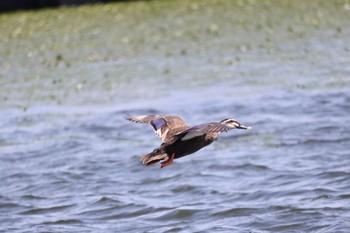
left=1, top=1, right=350, bottom=232
left=1, top=87, right=350, bottom=232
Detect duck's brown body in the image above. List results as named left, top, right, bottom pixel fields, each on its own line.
left=126, top=115, right=251, bottom=168
left=164, top=133, right=217, bottom=159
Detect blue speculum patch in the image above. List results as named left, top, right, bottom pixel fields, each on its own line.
left=151, top=118, right=166, bottom=130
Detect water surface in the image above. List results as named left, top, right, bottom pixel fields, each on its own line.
left=1, top=0, right=350, bottom=232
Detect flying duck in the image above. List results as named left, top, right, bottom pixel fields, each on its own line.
left=125, top=115, right=251, bottom=168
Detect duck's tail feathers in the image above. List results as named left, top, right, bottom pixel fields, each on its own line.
left=140, top=149, right=168, bottom=166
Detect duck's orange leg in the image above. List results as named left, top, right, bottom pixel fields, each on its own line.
left=160, top=153, right=175, bottom=168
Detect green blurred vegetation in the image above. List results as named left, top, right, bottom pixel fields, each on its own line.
left=1, top=0, right=350, bottom=109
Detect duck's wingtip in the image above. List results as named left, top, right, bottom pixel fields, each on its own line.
left=124, top=114, right=133, bottom=121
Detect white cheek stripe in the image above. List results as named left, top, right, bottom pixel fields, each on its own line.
left=181, top=131, right=205, bottom=141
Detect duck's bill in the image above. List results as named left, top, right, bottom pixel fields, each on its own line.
left=237, top=125, right=252, bottom=130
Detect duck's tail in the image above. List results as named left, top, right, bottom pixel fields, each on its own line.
left=140, top=148, right=168, bottom=166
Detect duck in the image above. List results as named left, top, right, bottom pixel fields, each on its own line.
left=125, top=115, right=251, bottom=168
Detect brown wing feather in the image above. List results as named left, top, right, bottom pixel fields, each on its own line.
left=125, top=115, right=189, bottom=142
left=125, top=115, right=161, bottom=124
left=173, top=122, right=232, bottom=142
left=200, top=123, right=232, bottom=133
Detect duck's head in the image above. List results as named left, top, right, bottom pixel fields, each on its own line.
left=220, top=118, right=252, bottom=130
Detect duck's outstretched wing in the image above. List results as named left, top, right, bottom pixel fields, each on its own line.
left=125, top=115, right=189, bottom=142
left=174, top=122, right=233, bottom=141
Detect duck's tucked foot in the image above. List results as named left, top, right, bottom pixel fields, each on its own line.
left=160, top=153, right=175, bottom=168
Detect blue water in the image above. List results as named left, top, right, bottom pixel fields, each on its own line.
left=1, top=86, right=350, bottom=232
